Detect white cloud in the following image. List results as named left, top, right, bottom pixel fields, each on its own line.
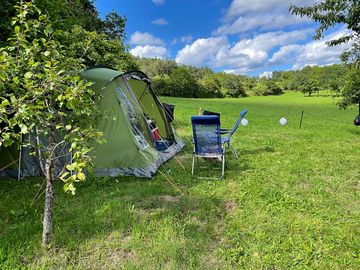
left=130, top=31, right=164, bottom=46
left=224, top=0, right=318, bottom=19
left=152, top=18, right=168, bottom=25
left=175, top=28, right=341, bottom=75
left=215, top=0, right=318, bottom=36
left=136, top=0, right=349, bottom=75
left=214, top=14, right=307, bottom=36
left=130, top=45, right=168, bottom=59
left=152, top=0, right=164, bottom=5
left=224, top=67, right=253, bottom=75
left=170, top=35, right=193, bottom=46
left=180, top=35, right=193, bottom=43
left=215, top=30, right=310, bottom=70
left=175, top=36, right=228, bottom=66
left=259, top=71, right=273, bottom=78
left=268, top=27, right=352, bottom=70
left=268, top=44, right=302, bottom=65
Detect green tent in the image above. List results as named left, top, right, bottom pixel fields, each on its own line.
left=0, top=67, right=184, bottom=178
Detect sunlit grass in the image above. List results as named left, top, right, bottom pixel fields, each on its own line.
left=1, top=92, right=359, bottom=269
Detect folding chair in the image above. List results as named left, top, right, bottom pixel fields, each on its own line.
left=191, top=115, right=225, bottom=179
left=220, top=109, right=248, bottom=159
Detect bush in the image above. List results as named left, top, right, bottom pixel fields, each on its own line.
left=152, top=76, right=173, bottom=96
left=253, top=79, right=283, bottom=96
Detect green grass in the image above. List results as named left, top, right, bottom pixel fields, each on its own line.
left=1, top=92, right=359, bottom=269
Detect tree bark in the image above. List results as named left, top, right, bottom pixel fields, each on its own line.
left=42, top=124, right=56, bottom=249
left=42, top=170, right=55, bottom=248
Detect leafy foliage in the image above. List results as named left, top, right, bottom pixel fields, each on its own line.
left=58, top=26, right=138, bottom=71
left=136, top=58, right=248, bottom=98
left=290, top=0, right=360, bottom=109
left=154, top=67, right=200, bottom=97
left=34, top=0, right=102, bottom=32
left=101, top=11, right=127, bottom=41
left=272, top=64, right=348, bottom=96
left=297, top=66, right=321, bottom=96
left=215, top=73, right=246, bottom=97
left=0, top=2, right=103, bottom=192
left=0, top=0, right=134, bottom=71
left=136, top=58, right=178, bottom=78
left=0, top=0, right=16, bottom=45
left=290, top=0, right=359, bottom=46
left=253, top=79, right=283, bottom=96
left=198, top=75, right=223, bottom=98
left=0, top=0, right=101, bottom=45
left=339, top=66, right=360, bottom=109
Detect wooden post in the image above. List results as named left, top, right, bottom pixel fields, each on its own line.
left=299, top=111, right=304, bottom=128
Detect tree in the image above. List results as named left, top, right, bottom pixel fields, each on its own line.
left=0, top=0, right=102, bottom=45
left=169, top=67, right=199, bottom=97
left=297, top=66, right=321, bottom=96
left=339, top=67, right=360, bottom=111
left=0, top=2, right=103, bottom=248
left=216, top=73, right=246, bottom=97
left=152, top=75, right=173, bottom=96
left=253, top=79, right=283, bottom=96
left=320, top=64, right=346, bottom=96
left=0, top=0, right=16, bottom=45
left=58, top=25, right=138, bottom=71
left=198, top=76, right=223, bottom=98
left=290, top=0, right=359, bottom=46
left=35, top=0, right=101, bottom=32
left=101, top=11, right=127, bottom=41
left=290, top=0, right=360, bottom=109
left=136, top=58, right=177, bottom=78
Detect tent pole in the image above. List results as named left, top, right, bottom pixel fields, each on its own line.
left=17, top=135, right=23, bottom=181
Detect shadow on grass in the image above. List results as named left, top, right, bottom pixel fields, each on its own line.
left=349, top=128, right=360, bottom=135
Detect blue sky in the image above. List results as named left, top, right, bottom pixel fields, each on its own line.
left=95, top=0, right=350, bottom=77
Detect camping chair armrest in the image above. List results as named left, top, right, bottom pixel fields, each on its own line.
left=220, top=128, right=231, bottom=134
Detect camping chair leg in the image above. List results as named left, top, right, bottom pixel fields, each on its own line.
left=191, top=153, right=195, bottom=176
left=228, top=142, right=238, bottom=160
left=221, top=153, right=225, bottom=179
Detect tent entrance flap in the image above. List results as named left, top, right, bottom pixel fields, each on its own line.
left=115, top=84, right=150, bottom=150
left=125, top=74, right=174, bottom=141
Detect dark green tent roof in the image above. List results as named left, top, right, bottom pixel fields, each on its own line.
left=81, top=67, right=123, bottom=89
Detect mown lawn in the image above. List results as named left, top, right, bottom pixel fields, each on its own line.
left=1, top=92, right=359, bottom=269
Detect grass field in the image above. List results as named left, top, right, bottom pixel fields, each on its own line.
left=1, top=92, right=359, bottom=269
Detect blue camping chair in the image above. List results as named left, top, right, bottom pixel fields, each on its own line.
left=191, top=115, right=226, bottom=178
left=221, top=109, right=248, bottom=159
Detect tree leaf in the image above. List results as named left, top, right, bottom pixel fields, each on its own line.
left=24, top=71, right=32, bottom=79
left=77, top=172, right=85, bottom=181
left=20, top=124, right=28, bottom=134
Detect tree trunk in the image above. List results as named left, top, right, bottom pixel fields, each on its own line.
left=42, top=171, right=55, bottom=248
left=42, top=124, right=56, bottom=249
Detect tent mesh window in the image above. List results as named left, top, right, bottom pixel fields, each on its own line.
left=116, top=86, right=149, bottom=150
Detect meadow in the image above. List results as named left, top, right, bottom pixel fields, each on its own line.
left=1, top=92, right=359, bottom=269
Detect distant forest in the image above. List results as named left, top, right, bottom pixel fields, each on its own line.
left=136, top=58, right=347, bottom=98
